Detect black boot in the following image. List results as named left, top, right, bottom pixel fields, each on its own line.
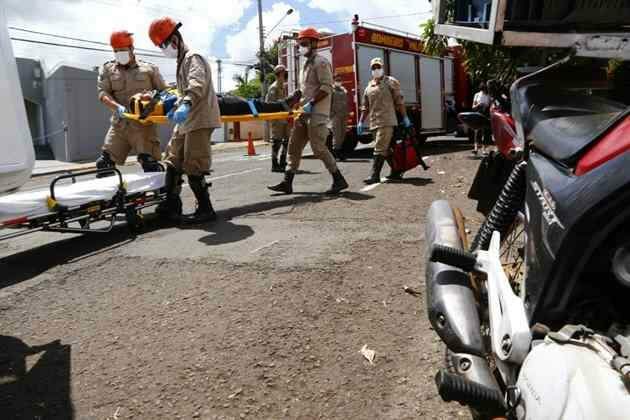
left=96, top=151, right=116, bottom=178
left=333, top=148, right=346, bottom=162
left=156, top=166, right=183, bottom=221
left=183, top=175, right=217, bottom=224
left=278, top=139, right=288, bottom=170
left=137, top=153, right=162, bottom=172
left=363, top=155, right=385, bottom=184
left=271, top=140, right=283, bottom=172
left=326, top=170, right=349, bottom=194
left=267, top=170, right=295, bottom=194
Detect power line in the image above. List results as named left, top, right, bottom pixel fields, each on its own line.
left=10, top=37, right=169, bottom=59
left=10, top=32, right=256, bottom=67
left=278, top=11, right=433, bottom=29
left=9, top=26, right=159, bottom=54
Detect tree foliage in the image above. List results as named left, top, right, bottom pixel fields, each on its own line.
left=230, top=39, right=281, bottom=98
left=420, top=19, right=448, bottom=57
left=231, top=70, right=262, bottom=98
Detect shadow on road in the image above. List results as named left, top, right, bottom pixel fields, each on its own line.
left=226, top=192, right=373, bottom=217
left=190, top=220, right=255, bottom=247
left=388, top=177, right=434, bottom=186
left=422, top=140, right=472, bottom=157
left=0, top=336, right=73, bottom=419
left=186, top=192, right=371, bottom=246
left=0, top=218, right=169, bottom=289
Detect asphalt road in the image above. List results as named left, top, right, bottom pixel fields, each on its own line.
left=0, top=139, right=483, bottom=419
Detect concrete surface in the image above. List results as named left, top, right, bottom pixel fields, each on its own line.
left=1, top=137, right=484, bottom=419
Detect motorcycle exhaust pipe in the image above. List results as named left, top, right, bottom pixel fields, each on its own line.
left=425, top=201, right=503, bottom=409
left=425, top=200, right=485, bottom=357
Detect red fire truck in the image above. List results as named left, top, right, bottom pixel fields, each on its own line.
left=278, top=17, right=469, bottom=151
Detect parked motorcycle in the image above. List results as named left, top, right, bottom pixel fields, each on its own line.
left=459, top=90, right=521, bottom=216
left=424, top=57, right=630, bottom=419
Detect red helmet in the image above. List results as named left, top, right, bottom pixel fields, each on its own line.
left=297, top=27, right=319, bottom=40
left=149, top=17, right=181, bottom=47
left=110, top=30, right=134, bottom=49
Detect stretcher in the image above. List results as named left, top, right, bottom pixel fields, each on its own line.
left=122, top=110, right=302, bottom=124
left=0, top=168, right=166, bottom=242
left=122, top=89, right=302, bottom=125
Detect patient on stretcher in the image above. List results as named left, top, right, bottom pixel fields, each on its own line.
left=127, top=89, right=302, bottom=121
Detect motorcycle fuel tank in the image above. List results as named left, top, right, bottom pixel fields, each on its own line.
left=516, top=339, right=630, bottom=420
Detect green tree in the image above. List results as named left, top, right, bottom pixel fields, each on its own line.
left=420, top=18, right=448, bottom=57
left=231, top=69, right=262, bottom=98
left=256, top=38, right=281, bottom=86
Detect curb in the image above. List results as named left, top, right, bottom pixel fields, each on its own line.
left=32, top=140, right=270, bottom=177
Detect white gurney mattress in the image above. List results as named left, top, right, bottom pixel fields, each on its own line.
left=0, top=172, right=165, bottom=223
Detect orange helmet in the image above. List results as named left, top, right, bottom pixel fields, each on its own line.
left=297, top=27, right=319, bottom=40
left=149, top=17, right=182, bottom=47
left=110, top=30, right=134, bottom=49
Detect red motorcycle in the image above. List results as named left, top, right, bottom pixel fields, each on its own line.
left=458, top=96, right=522, bottom=215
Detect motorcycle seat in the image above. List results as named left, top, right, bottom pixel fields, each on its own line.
left=457, top=112, right=490, bottom=131
left=519, top=86, right=627, bottom=166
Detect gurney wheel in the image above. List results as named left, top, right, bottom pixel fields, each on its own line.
left=125, top=208, right=144, bottom=233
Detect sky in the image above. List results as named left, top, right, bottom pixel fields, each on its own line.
left=5, top=0, right=432, bottom=92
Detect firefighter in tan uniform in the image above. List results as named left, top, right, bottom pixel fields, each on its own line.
left=268, top=28, right=348, bottom=195
left=330, top=72, right=349, bottom=161
left=149, top=17, right=222, bottom=224
left=266, top=65, right=290, bottom=172
left=358, top=57, right=413, bottom=184
left=97, top=30, right=167, bottom=175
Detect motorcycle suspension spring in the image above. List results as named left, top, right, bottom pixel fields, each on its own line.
left=471, top=161, right=527, bottom=252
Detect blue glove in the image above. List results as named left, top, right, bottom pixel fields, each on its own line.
left=168, top=102, right=191, bottom=124
left=115, top=105, right=126, bottom=118
left=302, top=101, right=314, bottom=114
left=357, top=121, right=365, bottom=136
left=402, top=115, right=412, bottom=128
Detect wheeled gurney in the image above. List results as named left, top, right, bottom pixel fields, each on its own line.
left=0, top=169, right=166, bottom=242
left=123, top=90, right=303, bottom=124
left=0, top=92, right=303, bottom=242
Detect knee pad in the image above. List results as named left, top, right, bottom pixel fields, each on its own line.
left=138, top=153, right=162, bottom=172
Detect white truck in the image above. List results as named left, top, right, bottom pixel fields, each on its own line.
left=0, top=5, right=35, bottom=194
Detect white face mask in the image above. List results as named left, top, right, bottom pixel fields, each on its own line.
left=161, top=44, right=178, bottom=59
left=334, top=81, right=342, bottom=88
left=372, top=69, right=384, bottom=79
left=298, top=45, right=310, bottom=56
left=114, top=51, right=131, bottom=65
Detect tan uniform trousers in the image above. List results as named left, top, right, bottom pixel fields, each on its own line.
left=103, top=120, right=161, bottom=165
left=165, top=128, right=213, bottom=176
left=271, top=121, right=291, bottom=141
left=331, top=115, right=348, bottom=150
left=373, top=126, right=395, bottom=157
left=288, top=115, right=338, bottom=174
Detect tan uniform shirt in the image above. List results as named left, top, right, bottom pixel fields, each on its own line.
left=266, top=80, right=288, bottom=127
left=300, top=53, right=333, bottom=119
left=176, top=49, right=222, bottom=134
left=362, top=76, right=404, bottom=129
left=330, top=85, right=349, bottom=119
left=97, top=59, right=167, bottom=123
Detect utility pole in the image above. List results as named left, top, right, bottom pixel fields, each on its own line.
left=257, top=0, right=267, bottom=97
left=216, top=58, right=222, bottom=93
left=257, top=0, right=270, bottom=142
